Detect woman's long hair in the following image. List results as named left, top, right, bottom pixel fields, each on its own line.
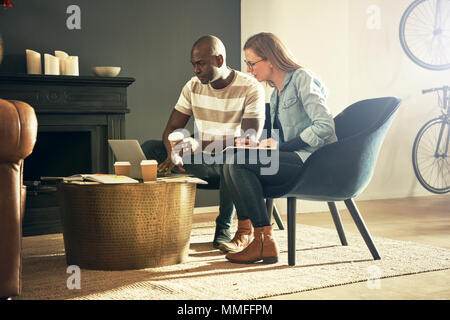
left=244, top=32, right=301, bottom=87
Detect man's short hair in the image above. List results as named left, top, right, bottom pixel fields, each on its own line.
left=192, top=35, right=227, bottom=61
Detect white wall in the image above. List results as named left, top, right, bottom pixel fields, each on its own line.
left=241, top=0, right=449, bottom=213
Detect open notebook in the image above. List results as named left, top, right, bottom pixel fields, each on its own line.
left=41, top=174, right=139, bottom=184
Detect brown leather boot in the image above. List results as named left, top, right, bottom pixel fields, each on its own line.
left=218, top=219, right=253, bottom=253
left=225, top=225, right=279, bottom=264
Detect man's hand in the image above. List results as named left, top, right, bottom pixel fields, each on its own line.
left=159, top=109, right=191, bottom=175
left=159, top=137, right=201, bottom=176
left=157, top=155, right=186, bottom=176
left=179, top=137, right=201, bottom=154
left=159, top=139, right=186, bottom=176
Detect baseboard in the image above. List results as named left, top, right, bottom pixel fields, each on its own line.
left=194, top=206, right=219, bottom=214
left=355, top=189, right=434, bottom=201
left=193, top=192, right=439, bottom=215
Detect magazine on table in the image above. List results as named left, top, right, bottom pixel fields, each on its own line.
left=155, top=175, right=207, bottom=184
left=41, top=174, right=139, bottom=184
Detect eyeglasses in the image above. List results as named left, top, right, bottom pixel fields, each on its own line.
left=244, top=59, right=265, bottom=70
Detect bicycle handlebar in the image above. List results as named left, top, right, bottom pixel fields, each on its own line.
left=422, top=86, right=449, bottom=94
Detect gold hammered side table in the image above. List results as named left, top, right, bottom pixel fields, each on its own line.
left=58, top=181, right=197, bottom=270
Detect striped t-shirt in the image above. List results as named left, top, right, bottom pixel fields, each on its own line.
left=174, top=70, right=265, bottom=139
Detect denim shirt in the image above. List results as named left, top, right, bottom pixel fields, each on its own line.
left=270, top=68, right=338, bottom=162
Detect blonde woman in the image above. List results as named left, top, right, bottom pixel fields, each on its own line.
left=221, top=32, right=337, bottom=264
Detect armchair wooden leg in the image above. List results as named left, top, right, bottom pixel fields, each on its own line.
left=344, top=199, right=381, bottom=260
left=327, top=202, right=348, bottom=246
left=265, top=199, right=285, bottom=230
left=287, top=197, right=297, bottom=266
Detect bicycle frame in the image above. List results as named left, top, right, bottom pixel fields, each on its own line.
left=413, top=84, right=450, bottom=194
left=424, top=85, right=449, bottom=157
left=443, top=85, right=449, bottom=114
left=436, top=113, right=449, bottom=157
left=439, top=86, right=449, bottom=158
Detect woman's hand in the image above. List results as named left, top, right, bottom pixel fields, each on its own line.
left=234, top=137, right=259, bottom=147
left=259, top=138, right=278, bottom=149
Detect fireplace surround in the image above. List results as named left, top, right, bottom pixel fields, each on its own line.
left=0, top=74, right=135, bottom=236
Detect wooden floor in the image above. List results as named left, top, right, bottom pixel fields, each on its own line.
left=194, top=194, right=450, bottom=300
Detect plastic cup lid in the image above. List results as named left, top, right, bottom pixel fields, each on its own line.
left=141, top=160, right=158, bottom=165
left=114, top=161, right=131, bottom=166
left=168, top=131, right=184, bottom=141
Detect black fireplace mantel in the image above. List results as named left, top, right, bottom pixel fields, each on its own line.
left=0, top=74, right=135, bottom=114
left=0, top=74, right=135, bottom=236
left=0, top=73, right=135, bottom=173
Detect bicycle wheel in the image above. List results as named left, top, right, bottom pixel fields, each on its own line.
left=412, top=117, right=449, bottom=193
left=399, top=0, right=450, bottom=70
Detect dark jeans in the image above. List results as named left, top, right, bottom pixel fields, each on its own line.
left=222, top=151, right=304, bottom=228
left=141, top=140, right=235, bottom=230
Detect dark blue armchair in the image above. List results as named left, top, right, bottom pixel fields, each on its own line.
left=264, top=97, right=402, bottom=266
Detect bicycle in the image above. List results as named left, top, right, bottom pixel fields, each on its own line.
left=399, top=0, right=450, bottom=70
left=412, top=85, right=449, bottom=194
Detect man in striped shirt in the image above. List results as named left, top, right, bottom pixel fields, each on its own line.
left=141, top=35, right=265, bottom=248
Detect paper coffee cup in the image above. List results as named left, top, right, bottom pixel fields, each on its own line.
left=114, top=161, right=131, bottom=176
left=141, top=160, right=158, bottom=182
left=168, top=131, right=185, bottom=148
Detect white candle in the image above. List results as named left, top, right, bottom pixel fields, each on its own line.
left=54, top=50, right=69, bottom=74
left=26, top=49, right=42, bottom=74
left=44, top=54, right=60, bottom=75
left=63, top=56, right=79, bottom=76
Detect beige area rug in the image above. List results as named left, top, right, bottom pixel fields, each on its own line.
left=15, top=222, right=450, bottom=300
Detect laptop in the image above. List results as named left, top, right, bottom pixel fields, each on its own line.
left=108, top=140, right=147, bottom=179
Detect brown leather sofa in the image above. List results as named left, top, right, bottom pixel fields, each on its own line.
left=0, top=98, right=37, bottom=298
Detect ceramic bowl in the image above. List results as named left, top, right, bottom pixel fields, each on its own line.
left=92, top=66, right=121, bottom=77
